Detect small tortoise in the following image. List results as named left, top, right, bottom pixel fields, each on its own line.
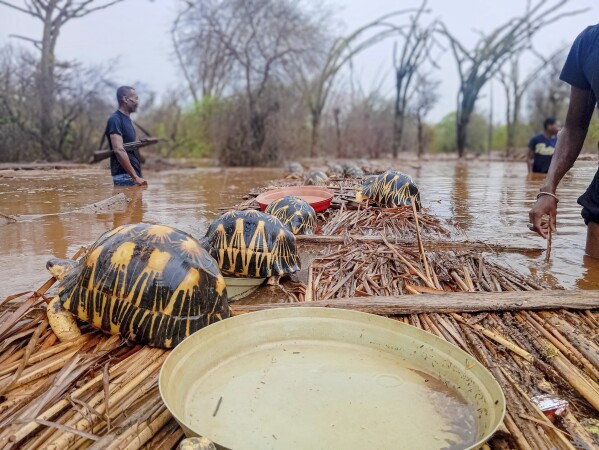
left=327, top=163, right=344, bottom=178
left=343, top=162, right=364, bottom=178
left=45, top=223, right=230, bottom=348
left=285, top=162, right=304, bottom=178
left=265, top=196, right=316, bottom=235
left=356, top=170, right=421, bottom=209
left=304, top=170, right=329, bottom=186
left=201, top=210, right=300, bottom=282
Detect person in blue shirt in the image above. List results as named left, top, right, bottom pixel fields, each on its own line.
left=527, top=118, right=560, bottom=174
left=104, top=86, right=147, bottom=187
left=529, top=24, right=599, bottom=257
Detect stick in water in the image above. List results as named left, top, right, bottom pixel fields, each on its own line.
left=545, top=227, right=552, bottom=263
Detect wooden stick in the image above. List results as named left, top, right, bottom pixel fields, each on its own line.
left=296, top=234, right=543, bottom=255
left=545, top=228, right=552, bottom=263
left=305, top=265, right=314, bottom=302
left=231, top=290, right=599, bottom=315
left=451, top=314, right=534, bottom=362
left=411, top=199, right=432, bottom=283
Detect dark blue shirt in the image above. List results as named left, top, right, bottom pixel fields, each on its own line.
left=528, top=134, right=557, bottom=174
left=104, top=110, right=141, bottom=177
left=560, top=24, right=599, bottom=103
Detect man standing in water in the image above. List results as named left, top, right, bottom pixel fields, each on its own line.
left=529, top=25, right=599, bottom=257
left=105, top=86, right=147, bottom=187
left=527, top=118, right=560, bottom=174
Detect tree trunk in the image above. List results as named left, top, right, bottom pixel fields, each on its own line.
left=309, top=109, right=319, bottom=158
left=456, top=91, right=475, bottom=158
left=333, top=108, right=342, bottom=158
left=456, top=115, right=468, bottom=158
left=392, top=71, right=404, bottom=158
left=416, top=112, right=424, bottom=158
left=39, top=2, right=59, bottom=160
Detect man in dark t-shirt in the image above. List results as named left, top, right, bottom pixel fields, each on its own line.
left=527, top=118, right=560, bottom=174
left=104, top=86, right=147, bottom=187
left=529, top=24, right=599, bottom=257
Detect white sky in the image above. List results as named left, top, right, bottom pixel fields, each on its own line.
left=0, top=0, right=596, bottom=123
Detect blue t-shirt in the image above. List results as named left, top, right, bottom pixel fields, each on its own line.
left=528, top=134, right=557, bottom=174
left=560, top=24, right=599, bottom=103
left=104, top=110, right=141, bottom=177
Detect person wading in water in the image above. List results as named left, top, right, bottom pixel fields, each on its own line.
left=527, top=118, right=560, bottom=174
left=529, top=25, right=599, bottom=257
left=105, top=86, right=147, bottom=187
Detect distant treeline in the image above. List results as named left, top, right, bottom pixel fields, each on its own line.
left=0, top=0, right=596, bottom=165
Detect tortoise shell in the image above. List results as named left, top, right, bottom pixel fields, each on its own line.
left=265, top=196, right=316, bottom=235
left=304, top=170, right=329, bottom=186
left=56, top=223, right=230, bottom=348
left=361, top=170, right=421, bottom=209
left=327, top=164, right=344, bottom=178
left=286, top=162, right=304, bottom=176
left=343, top=162, right=364, bottom=178
left=201, top=210, right=300, bottom=277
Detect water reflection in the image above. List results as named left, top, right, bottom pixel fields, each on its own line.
left=111, top=186, right=145, bottom=227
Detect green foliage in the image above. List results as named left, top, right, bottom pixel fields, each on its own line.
left=583, top=114, right=599, bottom=153
left=431, top=112, right=489, bottom=153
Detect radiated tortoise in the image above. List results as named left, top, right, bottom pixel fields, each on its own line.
left=45, top=223, right=230, bottom=348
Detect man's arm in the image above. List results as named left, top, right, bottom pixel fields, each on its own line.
left=529, top=86, right=596, bottom=237
left=110, top=134, right=147, bottom=186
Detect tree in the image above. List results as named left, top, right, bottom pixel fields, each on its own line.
left=438, top=0, right=585, bottom=157
left=391, top=0, right=435, bottom=157
left=410, top=72, right=439, bottom=158
left=0, top=0, right=125, bottom=160
left=0, top=44, right=113, bottom=162
left=527, top=51, right=569, bottom=128
left=175, top=0, right=326, bottom=165
left=171, top=0, right=236, bottom=103
left=290, top=9, right=414, bottom=157
left=497, top=47, right=565, bottom=155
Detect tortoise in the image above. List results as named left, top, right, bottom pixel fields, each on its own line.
left=343, top=162, right=364, bottom=178
left=201, top=210, right=300, bottom=283
left=357, top=159, right=373, bottom=174
left=356, top=170, right=421, bottom=210
left=265, top=196, right=316, bottom=235
left=304, top=169, right=329, bottom=186
left=327, top=163, right=344, bottom=178
left=285, top=162, right=304, bottom=178
left=45, top=223, right=230, bottom=348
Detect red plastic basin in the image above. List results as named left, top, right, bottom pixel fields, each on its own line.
left=256, top=186, right=334, bottom=213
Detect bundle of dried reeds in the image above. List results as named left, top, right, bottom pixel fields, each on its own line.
left=0, top=286, right=182, bottom=450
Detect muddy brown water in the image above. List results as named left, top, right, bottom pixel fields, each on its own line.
left=1, top=160, right=598, bottom=299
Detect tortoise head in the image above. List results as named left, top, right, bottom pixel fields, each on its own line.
left=46, top=258, right=78, bottom=281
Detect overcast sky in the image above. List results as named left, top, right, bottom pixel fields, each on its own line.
left=0, top=0, right=596, bottom=124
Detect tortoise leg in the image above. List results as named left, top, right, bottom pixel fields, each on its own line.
left=47, top=296, right=82, bottom=342
left=267, top=275, right=281, bottom=285
left=178, top=437, right=217, bottom=450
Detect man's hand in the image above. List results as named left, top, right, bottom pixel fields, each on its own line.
left=134, top=176, right=148, bottom=187
left=529, top=195, right=557, bottom=239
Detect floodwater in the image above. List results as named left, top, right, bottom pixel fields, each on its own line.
left=0, top=160, right=598, bottom=299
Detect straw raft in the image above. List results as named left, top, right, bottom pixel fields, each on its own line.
left=0, top=175, right=598, bottom=449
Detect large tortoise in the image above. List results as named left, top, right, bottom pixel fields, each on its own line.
left=45, top=223, right=230, bottom=348
left=356, top=170, right=421, bottom=210
left=265, top=196, right=316, bottom=235
left=201, top=210, right=300, bottom=282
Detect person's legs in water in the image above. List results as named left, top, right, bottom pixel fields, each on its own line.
left=112, top=173, right=136, bottom=186
left=586, top=222, right=599, bottom=258
left=579, top=169, right=599, bottom=258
